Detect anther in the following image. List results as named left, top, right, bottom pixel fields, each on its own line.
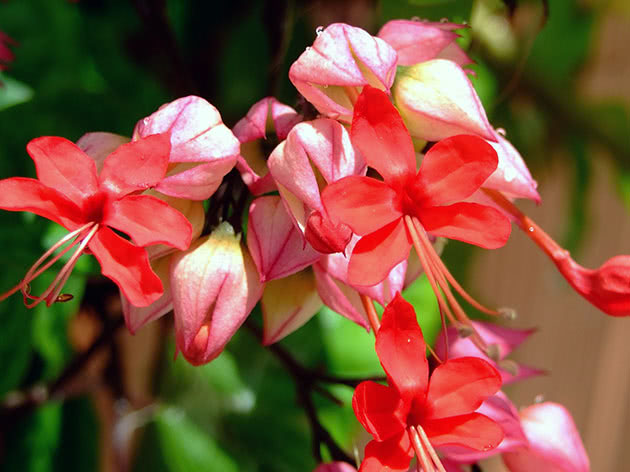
left=456, top=325, right=475, bottom=338
left=498, top=306, right=517, bottom=320
left=485, top=344, right=501, bottom=362
left=498, top=359, right=519, bottom=376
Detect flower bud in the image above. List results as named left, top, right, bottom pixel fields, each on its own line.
left=170, top=222, right=263, bottom=365
left=393, top=59, right=495, bottom=142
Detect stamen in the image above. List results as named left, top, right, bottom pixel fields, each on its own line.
left=485, top=344, right=501, bottom=362
left=498, top=306, right=518, bottom=320
left=415, top=425, right=447, bottom=472
left=409, top=426, right=435, bottom=472
left=344, top=86, right=360, bottom=105
left=360, top=294, right=381, bottom=333
left=498, top=359, right=519, bottom=376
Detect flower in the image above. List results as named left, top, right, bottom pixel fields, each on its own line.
left=289, top=23, right=397, bottom=123
left=502, top=402, right=590, bottom=472
left=322, top=86, right=512, bottom=348
left=0, top=31, right=17, bottom=71
left=352, top=294, right=503, bottom=472
left=313, top=463, right=357, bottom=472
left=0, top=134, right=192, bottom=308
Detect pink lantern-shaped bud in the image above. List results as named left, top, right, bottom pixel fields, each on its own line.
left=289, top=23, right=397, bottom=123
left=133, top=96, right=240, bottom=200
left=233, top=97, right=302, bottom=195
left=377, top=19, right=473, bottom=67
left=170, top=222, right=263, bottom=365
left=393, top=59, right=496, bottom=142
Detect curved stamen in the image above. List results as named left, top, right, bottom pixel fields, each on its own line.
left=415, top=425, right=447, bottom=472
left=360, top=294, right=381, bottom=333
left=409, top=426, right=435, bottom=472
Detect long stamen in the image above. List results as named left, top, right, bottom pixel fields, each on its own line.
left=409, top=426, right=435, bottom=472
left=344, top=86, right=360, bottom=105
left=360, top=294, right=381, bottom=333
left=415, top=425, right=447, bottom=472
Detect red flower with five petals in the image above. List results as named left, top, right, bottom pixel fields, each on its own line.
left=352, top=294, right=503, bottom=472
left=0, top=134, right=192, bottom=308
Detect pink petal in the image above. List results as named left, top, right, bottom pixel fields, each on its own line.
left=424, top=413, right=504, bottom=451
left=352, top=381, right=406, bottom=441
left=351, top=86, right=417, bottom=187
left=393, top=59, right=495, bottom=142
left=134, top=96, right=240, bottom=200
left=88, top=227, right=163, bottom=307
left=359, top=432, right=413, bottom=472
left=232, top=97, right=301, bottom=143
left=155, top=159, right=236, bottom=200
left=289, top=23, right=397, bottom=122
left=377, top=20, right=462, bottom=66
left=419, top=202, right=511, bottom=249
left=348, top=219, right=412, bottom=287
left=76, top=132, right=130, bottom=173
left=483, top=132, right=540, bottom=202
left=425, top=357, right=501, bottom=419
left=99, top=133, right=170, bottom=197
left=313, top=463, right=357, bottom=472
left=261, top=270, right=322, bottom=345
left=440, top=392, right=527, bottom=463
left=26, top=136, right=99, bottom=204
left=414, top=135, right=498, bottom=207
left=170, top=223, right=263, bottom=365
left=121, top=255, right=174, bottom=334
left=322, top=176, right=401, bottom=236
left=312, top=262, right=370, bottom=329
left=247, top=196, right=321, bottom=282
left=376, top=293, right=428, bottom=400
left=503, top=403, right=590, bottom=472
left=103, top=194, right=192, bottom=250
left=0, top=177, right=84, bottom=229
left=268, top=118, right=366, bottom=230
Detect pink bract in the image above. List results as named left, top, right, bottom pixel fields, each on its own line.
left=133, top=95, right=240, bottom=200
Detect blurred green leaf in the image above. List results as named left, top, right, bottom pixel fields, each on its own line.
left=381, top=0, right=474, bottom=23
left=152, top=408, right=240, bottom=472
left=54, top=398, right=99, bottom=472
left=563, top=136, right=591, bottom=254
left=0, top=74, right=34, bottom=111
left=2, top=402, right=62, bottom=472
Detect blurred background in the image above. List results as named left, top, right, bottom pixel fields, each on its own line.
left=0, top=0, right=629, bottom=471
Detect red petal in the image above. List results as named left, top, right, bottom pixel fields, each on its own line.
left=376, top=293, right=428, bottom=400
left=423, top=413, right=504, bottom=450
left=305, top=210, right=352, bottom=254
left=414, top=135, right=498, bottom=206
left=351, top=86, right=416, bottom=186
left=99, top=134, right=170, bottom=197
left=352, top=381, right=407, bottom=441
left=88, top=227, right=163, bottom=307
left=348, top=218, right=411, bottom=286
left=359, top=432, right=414, bottom=472
left=103, top=195, right=192, bottom=250
left=0, top=177, right=84, bottom=228
left=419, top=202, right=511, bottom=249
left=26, top=136, right=99, bottom=203
left=425, top=357, right=501, bottom=419
left=321, top=176, right=402, bottom=236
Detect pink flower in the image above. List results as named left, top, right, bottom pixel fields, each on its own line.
left=0, top=134, right=192, bottom=308
left=0, top=31, right=17, bottom=71
left=503, top=402, right=590, bottom=472
left=133, top=96, right=240, bottom=200
left=170, top=222, right=263, bottom=365
left=233, top=97, right=302, bottom=195
left=377, top=20, right=473, bottom=67
left=289, top=23, right=397, bottom=123
left=268, top=118, right=366, bottom=254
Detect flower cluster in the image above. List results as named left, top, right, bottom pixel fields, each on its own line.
left=1, top=16, right=624, bottom=471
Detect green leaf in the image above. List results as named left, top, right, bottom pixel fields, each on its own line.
left=153, top=408, right=240, bottom=472
left=0, top=74, right=34, bottom=111
left=54, top=398, right=99, bottom=472
left=380, top=0, right=474, bottom=23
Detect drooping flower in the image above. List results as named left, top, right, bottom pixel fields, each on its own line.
left=169, top=222, right=263, bottom=365
left=289, top=23, right=397, bottom=123
left=133, top=95, right=240, bottom=200
left=352, top=294, right=503, bottom=472
left=377, top=20, right=473, bottom=67
left=0, top=134, right=192, bottom=308
left=268, top=118, right=366, bottom=254
left=502, top=402, right=590, bottom=472
left=321, top=86, right=512, bottom=349
left=484, top=188, right=630, bottom=317
left=233, top=97, right=302, bottom=195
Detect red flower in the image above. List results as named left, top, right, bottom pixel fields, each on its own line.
left=352, top=294, right=503, bottom=472
left=0, top=134, right=192, bottom=308
left=322, top=86, right=512, bottom=349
